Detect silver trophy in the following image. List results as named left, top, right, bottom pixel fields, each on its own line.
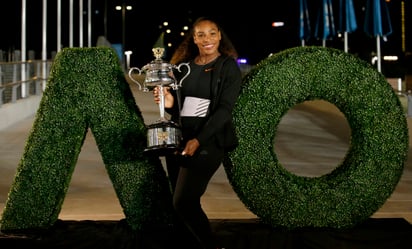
left=128, top=47, right=190, bottom=155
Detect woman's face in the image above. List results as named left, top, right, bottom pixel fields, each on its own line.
left=193, top=20, right=221, bottom=55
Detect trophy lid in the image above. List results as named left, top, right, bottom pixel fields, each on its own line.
left=151, top=47, right=167, bottom=62
left=142, top=47, right=173, bottom=69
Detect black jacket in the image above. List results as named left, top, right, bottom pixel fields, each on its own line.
left=167, top=55, right=242, bottom=150
left=198, top=55, right=242, bottom=150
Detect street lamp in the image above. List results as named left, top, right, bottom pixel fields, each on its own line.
left=115, top=1, right=132, bottom=70
left=125, top=50, right=132, bottom=69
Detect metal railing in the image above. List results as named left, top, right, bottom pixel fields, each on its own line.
left=0, top=60, right=53, bottom=107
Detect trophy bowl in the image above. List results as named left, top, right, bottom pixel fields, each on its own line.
left=140, top=62, right=176, bottom=90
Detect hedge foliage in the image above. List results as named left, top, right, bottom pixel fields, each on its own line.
left=0, top=46, right=408, bottom=232
left=224, top=46, right=409, bottom=229
left=0, top=47, right=174, bottom=231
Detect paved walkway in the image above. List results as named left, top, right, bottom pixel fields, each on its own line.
left=1, top=82, right=411, bottom=223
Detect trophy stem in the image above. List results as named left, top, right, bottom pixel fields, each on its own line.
left=158, top=85, right=167, bottom=122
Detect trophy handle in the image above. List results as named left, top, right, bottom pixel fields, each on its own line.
left=173, top=62, right=190, bottom=89
left=128, top=67, right=149, bottom=92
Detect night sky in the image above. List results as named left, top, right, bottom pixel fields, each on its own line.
left=0, top=0, right=410, bottom=69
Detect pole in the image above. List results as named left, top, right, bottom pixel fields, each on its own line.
left=42, top=0, right=48, bottom=91
left=70, top=0, right=73, bottom=47
left=344, top=32, right=348, bottom=53
left=376, top=36, right=381, bottom=72
left=21, top=0, right=27, bottom=98
left=88, top=0, right=92, bottom=47
left=121, top=1, right=126, bottom=70
left=57, top=0, right=61, bottom=52
left=79, top=0, right=83, bottom=47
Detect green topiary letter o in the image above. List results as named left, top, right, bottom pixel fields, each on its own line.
left=224, top=46, right=409, bottom=229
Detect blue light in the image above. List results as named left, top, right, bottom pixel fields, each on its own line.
left=237, top=58, right=248, bottom=64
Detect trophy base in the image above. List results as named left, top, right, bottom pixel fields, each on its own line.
left=143, top=144, right=181, bottom=156
left=144, top=120, right=182, bottom=156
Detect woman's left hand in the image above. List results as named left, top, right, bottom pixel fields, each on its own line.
left=181, top=138, right=200, bottom=156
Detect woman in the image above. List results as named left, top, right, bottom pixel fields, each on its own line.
left=153, top=16, right=242, bottom=249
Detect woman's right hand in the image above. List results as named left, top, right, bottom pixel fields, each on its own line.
left=153, top=86, right=174, bottom=108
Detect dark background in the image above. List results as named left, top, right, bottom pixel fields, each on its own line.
left=0, top=0, right=411, bottom=75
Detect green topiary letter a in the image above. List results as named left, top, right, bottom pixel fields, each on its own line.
left=0, top=47, right=174, bottom=231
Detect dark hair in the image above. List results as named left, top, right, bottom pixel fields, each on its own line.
left=170, top=16, right=238, bottom=64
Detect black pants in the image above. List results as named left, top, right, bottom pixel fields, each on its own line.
left=165, top=142, right=224, bottom=249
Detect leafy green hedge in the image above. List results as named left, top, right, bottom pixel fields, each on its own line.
left=224, top=46, right=409, bottom=229
left=0, top=47, right=174, bottom=231
left=1, top=46, right=408, bottom=232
